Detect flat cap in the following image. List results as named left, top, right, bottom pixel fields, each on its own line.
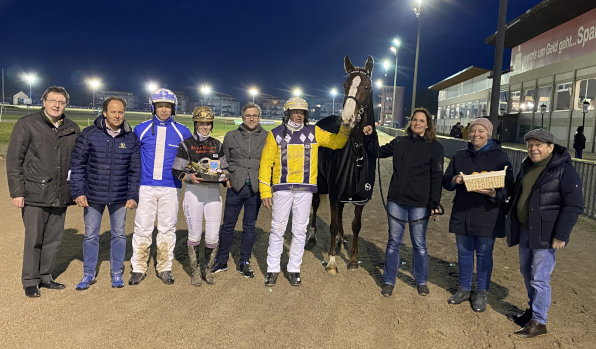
left=524, top=128, right=555, bottom=144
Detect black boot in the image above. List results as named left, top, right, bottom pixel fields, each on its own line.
left=472, top=290, right=488, bottom=312
left=514, top=319, right=547, bottom=338
left=448, top=287, right=471, bottom=304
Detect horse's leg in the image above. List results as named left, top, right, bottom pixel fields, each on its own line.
left=347, top=205, right=364, bottom=270
left=326, top=201, right=339, bottom=274
left=336, top=202, right=346, bottom=251
left=307, top=193, right=319, bottom=245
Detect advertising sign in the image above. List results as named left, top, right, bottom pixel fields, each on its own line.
left=511, top=8, right=596, bottom=76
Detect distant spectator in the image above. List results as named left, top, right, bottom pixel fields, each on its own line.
left=7, top=86, right=80, bottom=298
left=462, top=123, right=471, bottom=140
left=450, top=122, right=463, bottom=138
left=573, top=126, right=586, bottom=159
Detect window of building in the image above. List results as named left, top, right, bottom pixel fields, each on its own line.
left=554, top=83, right=572, bottom=111
left=521, top=88, right=535, bottom=112
left=471, top=100, right=479, bottom=118
left=479, top=99, right=488, bottom=117
left=575, top=78, right=596, bottom=110
left=537, top=86, right=552, bottom=112
left=499, top=90, right=508, bottom=114
left=510, top=91, right=521, bottom=113
left=465, top=101, right=472, bottom=118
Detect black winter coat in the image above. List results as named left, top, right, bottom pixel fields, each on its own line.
left=508, top=145, right=583, bottom=249
left=379, top=134, right=444, bottom=209
left=70, top=116, right=141, bottom=204
left=442, top=140, right=514, bottom=238
left=573, top=133, right=586, bottom=150
left=6, top=109, right=80, bottom=207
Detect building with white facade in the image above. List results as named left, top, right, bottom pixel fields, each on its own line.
left=432, top=0, right=596, bottom=151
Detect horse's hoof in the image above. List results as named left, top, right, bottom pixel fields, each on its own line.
left=347, top=262, right=359, bottom=270
left=326, top=266, right=338, bottom=275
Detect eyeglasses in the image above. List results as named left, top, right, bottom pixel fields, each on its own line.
left=243, top=114, right=260, bottom=119
left=45, top=99, right=66, bottom=106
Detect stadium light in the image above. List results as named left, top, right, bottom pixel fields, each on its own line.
left=22, top=74, right=36, bottom=113
left=88, top=79, right=101, bottom=115
left=249, top=88, right=258, bottom=103
left=293, top=89, right=301, bottom=97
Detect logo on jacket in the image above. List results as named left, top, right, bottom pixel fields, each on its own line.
left=119, top=142, right=126, bottom=149
left=365, top=183, right=371, bottom=191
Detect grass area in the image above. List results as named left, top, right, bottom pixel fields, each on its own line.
left=0, top=113, right=281, bottom=144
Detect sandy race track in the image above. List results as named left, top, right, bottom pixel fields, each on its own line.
left=1, top=132, right=595, bottom=348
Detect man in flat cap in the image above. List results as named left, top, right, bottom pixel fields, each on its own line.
left=507, top=129, right=583, bottom=338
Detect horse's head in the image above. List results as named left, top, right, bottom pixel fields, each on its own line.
left=341, top=55, right=373, bottom=130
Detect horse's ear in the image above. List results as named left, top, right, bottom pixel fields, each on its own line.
left=344, top=55, right=355, bottom=74
left=365, top=56, right=374, bottom=74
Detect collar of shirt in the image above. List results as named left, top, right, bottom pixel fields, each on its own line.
left=106, top=124, right=122, bottom=138
left=43, top=110, right=63, bottom=128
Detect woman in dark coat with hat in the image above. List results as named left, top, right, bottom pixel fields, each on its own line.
left=442, top=118, right=514, bottom=312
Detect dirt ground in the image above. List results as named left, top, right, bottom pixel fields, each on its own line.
left=1, top=131, right=595, bottom=349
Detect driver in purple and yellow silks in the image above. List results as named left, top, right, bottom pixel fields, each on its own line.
left=259, top=97, right=352, bottom=287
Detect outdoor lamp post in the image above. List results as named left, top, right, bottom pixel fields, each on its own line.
left=540, top=103, right=547, bottom=129
left=411, top=0, right=423, bottom=114
left=390, top=38, right=400, bottom=126
left=249, top=88, right=258, bottom=103
left=24, top=74, right=36, bottom=114
left=582, top=100, right=590, bottom=129
left=330, top=88, right=337, bottom=115
left=375, top=79, right=383, bottom=122
left=89, top=80, right=100, bottom=115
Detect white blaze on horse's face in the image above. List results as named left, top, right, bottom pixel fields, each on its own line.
left=342, top=75, right=361, bottom=128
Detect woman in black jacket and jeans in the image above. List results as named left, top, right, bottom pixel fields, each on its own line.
left=378, top=108, right=444, bottom=297
left=442, top=118, right=513, bottom=312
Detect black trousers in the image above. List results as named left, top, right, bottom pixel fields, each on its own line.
left=21, top=205, right=67, bottom=288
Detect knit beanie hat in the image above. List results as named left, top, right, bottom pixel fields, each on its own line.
left=470, top=118, right=493, bottom=136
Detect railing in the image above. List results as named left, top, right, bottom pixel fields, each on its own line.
left=377, top=126, right=596, bottom=220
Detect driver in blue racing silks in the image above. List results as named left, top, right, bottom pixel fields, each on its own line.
left=129, top=88, right=192, bottom=286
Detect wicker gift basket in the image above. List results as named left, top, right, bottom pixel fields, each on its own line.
left=460, top=166, right=508, bottom=191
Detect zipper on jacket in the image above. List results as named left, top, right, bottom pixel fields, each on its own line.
left=398, top=138, right=417, bottom=200
left=108, top=138, right=114, bottom=204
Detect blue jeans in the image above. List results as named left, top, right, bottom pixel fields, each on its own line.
left=575, top=149, right=583, bottom=159
left=217, top=186, right=261, bottom=264
left=383, top=202, right=430, bottom=286
left=455, top=234, right=496, bottom=291
left=83, top=202, right=127, bottom=276
left=519, top=228, right=557, bottom=325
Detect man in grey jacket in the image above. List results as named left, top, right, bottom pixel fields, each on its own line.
left=7, top=86, right=81, bottom=297
left=211, top=103, right=269, bottom=278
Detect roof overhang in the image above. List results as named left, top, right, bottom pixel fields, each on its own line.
left=428, top=66, right=490, bottom=91
left=486, top=0, right=596, bottom=48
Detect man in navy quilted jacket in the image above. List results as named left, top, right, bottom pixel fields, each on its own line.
left=70, top=96, right=141, bottom=290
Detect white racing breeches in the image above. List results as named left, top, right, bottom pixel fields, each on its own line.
left=183, top=183, right=222, bottom=248
left=131, top=185, right=181, bottom=273
left=266, top=190, right=313, bottom=273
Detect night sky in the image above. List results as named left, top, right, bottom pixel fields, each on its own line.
left=0, top=0, right=542, bottom=111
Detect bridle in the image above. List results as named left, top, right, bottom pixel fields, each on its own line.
left=342, top=71, right=371, bottom=125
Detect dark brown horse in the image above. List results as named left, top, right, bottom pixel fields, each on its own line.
left=308, top=55, right=378, bottom=274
